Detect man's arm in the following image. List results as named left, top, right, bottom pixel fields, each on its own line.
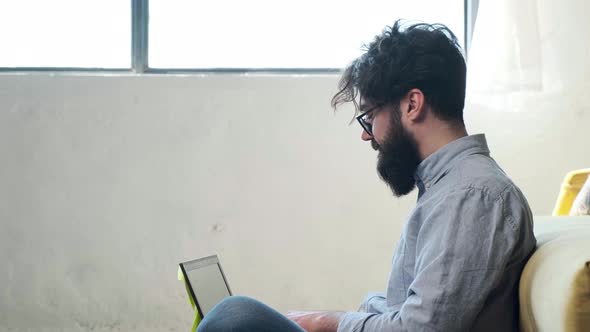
left=286, top=291, right=390, bottom=331
left=337, top=187, right=529, bottom=331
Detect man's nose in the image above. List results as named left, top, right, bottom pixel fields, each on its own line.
left=361, top=130, right=373, bottom=141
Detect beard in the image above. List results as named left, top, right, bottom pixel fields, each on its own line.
left=374, top=113, right=422, bottom=197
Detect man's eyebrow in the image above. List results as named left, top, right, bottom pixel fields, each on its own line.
left=359, top=104, right=370, bottom=112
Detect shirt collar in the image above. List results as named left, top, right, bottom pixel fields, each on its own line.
left=414, top=134, right=490, bottom=189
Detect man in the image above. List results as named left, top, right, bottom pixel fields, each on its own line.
left=197, top=20, right=536, bottom=332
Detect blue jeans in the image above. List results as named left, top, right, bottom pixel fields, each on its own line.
left=197, top=296, right=306, bottom=332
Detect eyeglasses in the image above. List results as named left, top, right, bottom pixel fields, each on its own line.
left=356, top=104, right=384, bottom=137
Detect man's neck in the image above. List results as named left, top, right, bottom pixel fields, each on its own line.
left=418, top=123, right=468, bottom=160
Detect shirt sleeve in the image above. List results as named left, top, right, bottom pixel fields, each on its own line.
left=358, top=292, right=389, bottom=313
left=338, top=187, right=525, bottom=332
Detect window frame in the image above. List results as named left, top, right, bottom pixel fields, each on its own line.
left=0, top=0, right=478, bottom=74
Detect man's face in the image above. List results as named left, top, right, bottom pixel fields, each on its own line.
left=361, top=103, right=422, bottom=197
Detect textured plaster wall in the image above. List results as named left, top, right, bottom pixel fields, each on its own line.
left=0, top=73, right=588, bottom=331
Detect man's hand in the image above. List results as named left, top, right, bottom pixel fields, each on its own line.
left=286, top=310, right=344, bottom=332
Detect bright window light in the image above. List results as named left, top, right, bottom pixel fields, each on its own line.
left=149, top=0, right=464, bottom=69
left=0, top=0, right=131, bottom=68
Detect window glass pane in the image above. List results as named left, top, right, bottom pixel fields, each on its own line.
left=0, top=0, right=131, bottom=68
left=149, top=0, right=464, bottom=69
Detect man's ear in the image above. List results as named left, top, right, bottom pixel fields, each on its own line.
left=406, top=88, right=426, bottom=122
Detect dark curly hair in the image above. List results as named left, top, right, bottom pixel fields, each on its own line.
left=331, top=20, right=466, bottom=123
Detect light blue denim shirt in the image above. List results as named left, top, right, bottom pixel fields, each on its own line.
left=338, top=134, right=536, bottom=332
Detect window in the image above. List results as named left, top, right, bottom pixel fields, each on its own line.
left=0, top=0, right=467, bottom=71
left=149, top=0, right=465, bottom=69
left=0, top=0, right=131, bottom=68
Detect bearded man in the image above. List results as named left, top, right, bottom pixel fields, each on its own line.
left=197, top=20, right=537, bottom=332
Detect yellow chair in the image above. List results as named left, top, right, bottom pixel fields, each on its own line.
left=553, top=168, right=590, bottom=216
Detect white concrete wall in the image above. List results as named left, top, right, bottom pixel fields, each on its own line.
left=0, top=73, right=588, bottom=331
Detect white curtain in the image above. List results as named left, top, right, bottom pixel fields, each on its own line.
left=466, top=0, right=590, bottom=112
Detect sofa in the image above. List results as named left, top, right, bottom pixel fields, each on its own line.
left=519, top=216, right=590, bottom=331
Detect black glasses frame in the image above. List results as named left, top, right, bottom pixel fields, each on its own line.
left=356, top=104, right=384, bottom=136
